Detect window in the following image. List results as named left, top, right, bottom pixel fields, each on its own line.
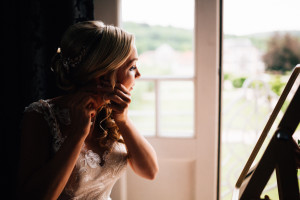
left=121, top=0, right=195, bottom=138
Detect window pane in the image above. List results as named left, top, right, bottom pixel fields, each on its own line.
left=121, top=0, right=194, bottom=77
left=129, top=81, right=155, bottom=137
left=159, top=81, right=194, bottom=137
left=122, top=0, right=195, bottom=138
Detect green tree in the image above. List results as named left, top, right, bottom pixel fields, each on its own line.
left=123, top=22, right=193, bottom=54
left=263, top=33, right=300, bottom=73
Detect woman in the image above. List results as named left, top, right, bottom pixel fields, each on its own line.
left=18, top=20, right=159, bottom=200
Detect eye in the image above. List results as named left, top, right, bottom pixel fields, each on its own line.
left=129, top=66, right=137, bottom=71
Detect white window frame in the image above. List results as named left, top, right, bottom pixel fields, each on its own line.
left=194, top=0, right=221, bottom=199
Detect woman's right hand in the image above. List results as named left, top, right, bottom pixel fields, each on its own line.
left=65, top=82, right=115, bottom=138
left=65, top=90, right=102, bottom=138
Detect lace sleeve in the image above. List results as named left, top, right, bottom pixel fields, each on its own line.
left=24, top=100, right=66, bottom=152
left=24, top=100, right=45, bottom=114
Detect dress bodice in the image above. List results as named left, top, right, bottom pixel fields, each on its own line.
left=24, top=99, right=128, bottom=200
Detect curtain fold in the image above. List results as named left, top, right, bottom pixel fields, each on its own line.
left=2, top=0, right=94, bottom=197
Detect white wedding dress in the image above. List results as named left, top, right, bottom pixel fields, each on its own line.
left=25, top=99, right=128, bottom=200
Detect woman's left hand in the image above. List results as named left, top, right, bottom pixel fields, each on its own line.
left=104, top=83, right=132, bottom=123
left=103, top=83, right=159, bottom=180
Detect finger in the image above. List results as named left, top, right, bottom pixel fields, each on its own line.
left=104, top=93, right=129, bottom=105
left=109, top=101, right=128, bottom=113
left=115, top=83, right=131, bottom=95
left=82, top=98, right=100, bottom=120
left=84, top=95, right=102, bottom=110
left=88, top=107, right=97, bottom=118
left=69, top=93, right=97, bottom=113
left=79, top=88, right=111, bottom=106
left=114, top=88, right=131, bottom=103
left=102, top=85, right=131, bottom=103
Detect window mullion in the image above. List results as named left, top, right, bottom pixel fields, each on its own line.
left=155, top=80, right=161, bottom=137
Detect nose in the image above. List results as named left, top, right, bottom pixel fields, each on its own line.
left=135, top=69, right=141, bottom=79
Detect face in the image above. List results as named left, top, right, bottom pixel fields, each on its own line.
left=116, top=46, right=141, bottom=91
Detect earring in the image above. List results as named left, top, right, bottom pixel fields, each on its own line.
left=97, top=105, right=109, bottom=135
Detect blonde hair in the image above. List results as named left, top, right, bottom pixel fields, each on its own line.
left=51, top=21, right=134, bottom=150
left=52, top=20, right=134, bottom=91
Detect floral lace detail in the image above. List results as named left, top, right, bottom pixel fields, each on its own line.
left=83, top=150, right=101, bottom=168
left=79, top=144, right=102, bottom=173
left=78, top=143, right=116, bottom=173
left=24, top=99, right=66, bottom=152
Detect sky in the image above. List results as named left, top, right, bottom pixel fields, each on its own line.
left=121, top=0, right=194, bottom=29
left=122, top=0, right=300, bottom=36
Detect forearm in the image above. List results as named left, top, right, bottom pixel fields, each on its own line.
left=20, top=134, right=86, bottom=199
left=116, top=118, right=159, bottom=180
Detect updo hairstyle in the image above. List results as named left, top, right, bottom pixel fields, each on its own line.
left=51, top=20, right=134, bottom=91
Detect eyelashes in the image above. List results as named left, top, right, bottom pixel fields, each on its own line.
left=129, top=66, right=137, bottom=71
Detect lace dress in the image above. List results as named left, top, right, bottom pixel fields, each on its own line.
left=24, top=99, right=128, bottom=200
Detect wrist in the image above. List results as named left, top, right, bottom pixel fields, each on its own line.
left=115, top=118, right=128, bottom=126
left=113, top=114, right=129, bottom=124
left=115, top=117, right=131, bottom=127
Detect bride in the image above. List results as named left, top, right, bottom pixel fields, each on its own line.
left=18, top=20, right=159, bottom=200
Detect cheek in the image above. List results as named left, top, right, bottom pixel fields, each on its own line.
left=117, top=70, right=126, bottom=84
left=121, top=73, right=135, bottom=89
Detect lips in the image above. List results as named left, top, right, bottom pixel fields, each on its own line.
left=130, top=83, right=135, bottom=91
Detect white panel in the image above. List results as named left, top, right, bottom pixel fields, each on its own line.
left=194, top=0, right=220, bottom=199
left=127, top=159, right=196, bottom=200
left=147, top=138, right=197, bottom=159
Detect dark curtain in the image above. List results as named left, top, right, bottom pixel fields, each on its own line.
left=2, top=0, right=94, bottom=198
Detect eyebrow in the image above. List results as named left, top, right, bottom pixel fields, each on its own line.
left=126, top=58, right=139, bottom=66
left=129, top=58, right=138, bottom=63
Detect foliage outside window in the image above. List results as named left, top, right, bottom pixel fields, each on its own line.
left=263, top=33, right=300, bottom=73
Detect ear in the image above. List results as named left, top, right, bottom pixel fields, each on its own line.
left=95, top=72, right=116, bottom=88
left=108, top=71, right=118, bottom=88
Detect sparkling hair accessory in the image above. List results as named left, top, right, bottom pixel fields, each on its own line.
left=56, top=47, right=87, bottom=73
